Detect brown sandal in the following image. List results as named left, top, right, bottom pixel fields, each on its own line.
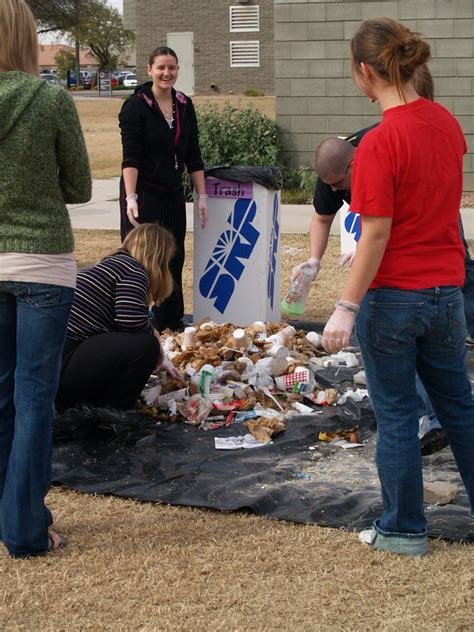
left=48, top=529, right=67, bottom=551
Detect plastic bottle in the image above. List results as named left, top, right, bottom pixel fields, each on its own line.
left=266, top=325, right=296, bottom=346
left=280, top=264, right=314, bottom=316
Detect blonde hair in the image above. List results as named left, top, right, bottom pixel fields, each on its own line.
left=351, top=18, right=431, bottom=101
left=0, top=0, right=38, bottom=75
left=119, top=223, right=176, bottom=306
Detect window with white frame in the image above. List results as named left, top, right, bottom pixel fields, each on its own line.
left=229, top=5, right=259, bottom=32
left=230, top=41, right=260, bottom=67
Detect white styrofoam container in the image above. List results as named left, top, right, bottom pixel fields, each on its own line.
left=193, top=176, right=281, bottom=326
left=339, top=200, right=360, bottom=254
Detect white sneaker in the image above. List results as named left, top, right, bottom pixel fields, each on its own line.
left=358, top=529, right=374, bottom=545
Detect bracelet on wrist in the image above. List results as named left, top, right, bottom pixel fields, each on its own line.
left=335, top=300, right=360, bottom=314
left=126, top=193, right=138, bottom=202
left=198, top=194, right=208, bottom=199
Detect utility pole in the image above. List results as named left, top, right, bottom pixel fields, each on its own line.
left=74, top=0, right=80, bottom=89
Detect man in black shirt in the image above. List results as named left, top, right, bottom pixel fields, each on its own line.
left=291, top=125, right=376, bottom=282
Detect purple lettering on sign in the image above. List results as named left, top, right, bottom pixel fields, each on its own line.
left=205, top=178, right=253, bottom=199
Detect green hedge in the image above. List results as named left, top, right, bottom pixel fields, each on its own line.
left=186, top=101, right=315, bottom=204
left=196, top=101, right=281, bottom=166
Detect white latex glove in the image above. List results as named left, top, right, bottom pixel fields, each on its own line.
left=126, top=193, right=140, bottom=228
left=338, top=252, right=355, bottom=268
left=197, top=194, right=208, bottom=229
left=291, top=257, right=321, bottom=282
left=322, top=300, right=359, bottom=353
left=157, top=358, right=184, bottom=382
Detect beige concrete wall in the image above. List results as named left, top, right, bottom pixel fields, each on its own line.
left=134, top=0, right=274, bottom=96
left=275, top=0, right=474, bottom=190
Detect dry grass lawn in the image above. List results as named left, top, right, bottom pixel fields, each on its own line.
left=1, top=229, right=473, bottom=630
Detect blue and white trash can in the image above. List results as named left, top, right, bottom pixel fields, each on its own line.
left=193, top=166, right=281, bottom=326
left=339, top=201, right=360, bottom=255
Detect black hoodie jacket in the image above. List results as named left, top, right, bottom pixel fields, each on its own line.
left=119, top=82, right=204, bottom=191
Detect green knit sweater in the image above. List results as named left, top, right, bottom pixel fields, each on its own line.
left=0, top=72, right=91, bottom=254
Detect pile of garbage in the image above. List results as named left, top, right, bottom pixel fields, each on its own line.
left=140, top=320, right=368, bottom=443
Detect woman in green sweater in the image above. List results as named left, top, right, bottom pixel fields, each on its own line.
left=0, top=0, right=91, bottom=557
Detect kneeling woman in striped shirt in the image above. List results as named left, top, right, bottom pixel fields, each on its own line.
left=57, top=223, right=183, bottom=410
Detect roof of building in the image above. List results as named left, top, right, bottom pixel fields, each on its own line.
left=38, top=44, right=97, bottom=68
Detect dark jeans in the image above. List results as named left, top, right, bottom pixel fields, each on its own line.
left=0, top=281, right=73, bottom=557
left=57, top=331, right=161, bottom=410
left=357, top=286, right=474, bottom=549
left=120, top=178, right=186, bottom=330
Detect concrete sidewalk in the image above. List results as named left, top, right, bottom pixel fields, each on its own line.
left=68, top=177, right=474, bottom=237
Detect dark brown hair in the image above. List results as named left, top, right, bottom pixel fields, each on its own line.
left=148, top=46, right=178, bottom=66
left=351, top=18, right=431, bottom=100
left=413, top=64, right=434, bottom=101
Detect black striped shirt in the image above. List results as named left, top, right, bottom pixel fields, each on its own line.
left=67, top=251, right=151, bottom=342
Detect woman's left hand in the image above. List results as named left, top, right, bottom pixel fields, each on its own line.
left=322, top=301, right=359, bottom=353
left=158, top=358, right=184, bottom=382
left=197, top=195, right=208, bottom=229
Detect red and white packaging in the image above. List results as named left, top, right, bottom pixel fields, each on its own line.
left=275, top=369, right=311, bottom=391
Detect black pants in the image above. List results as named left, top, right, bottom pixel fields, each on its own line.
left=57, top=332, right=161, bottom=410
left=120, top=178, right=186, bottom=331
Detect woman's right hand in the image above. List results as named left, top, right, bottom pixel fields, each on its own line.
left=157, top=358, right=184, bottom=382
left=126, top=193, right=140, bottom=228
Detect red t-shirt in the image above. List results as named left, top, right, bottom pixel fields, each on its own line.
left=350, top=98, right=466, bottom=289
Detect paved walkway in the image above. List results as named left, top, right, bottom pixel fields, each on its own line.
left=68, top=178, right=474, bottom=237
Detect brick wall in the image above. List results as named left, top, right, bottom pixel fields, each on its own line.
left=275, top=0, right=474, bottom=190
left=123, top=0, right=136, bottom=31
left=135, top=0, right=274, bottom=96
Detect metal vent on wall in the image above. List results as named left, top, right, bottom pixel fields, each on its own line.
left=229, top=5, right=259, bottom=32
left=230, top=41, right=260, bottom=67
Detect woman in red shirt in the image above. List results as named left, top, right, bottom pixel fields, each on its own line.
left=322, top=18, right=474, bottom=556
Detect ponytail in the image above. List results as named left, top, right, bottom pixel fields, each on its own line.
left=351, top=18, right=431, bottom=100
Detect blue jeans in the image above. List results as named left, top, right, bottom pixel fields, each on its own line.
left=357, top=287, right=474, bottom=544
left=415, top=374, right=441, bottom=435
left=0, top=282, right=73, bottom=557
left=414, top=220, right=474, bottom=429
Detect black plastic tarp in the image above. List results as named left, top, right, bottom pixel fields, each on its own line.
left=52, top=328, right=474, bottom=543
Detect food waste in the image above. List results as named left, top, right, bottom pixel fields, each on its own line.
left=139, top=320, right=368, bottom=443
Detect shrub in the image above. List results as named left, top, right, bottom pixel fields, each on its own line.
left=196, top=102, right=281, bottom=167
left=280, top=167, right=315, bottom=204
left=243, top=88, right=265, bottom=97
left=185, top=103, right=315, bottom=205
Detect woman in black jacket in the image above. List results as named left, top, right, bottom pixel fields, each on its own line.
left=119, top=46, right=207, bottom=332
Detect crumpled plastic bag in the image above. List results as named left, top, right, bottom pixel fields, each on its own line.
left=178, top=394, right=213, bottom=426
left=205, top=165, right=282, bottom=190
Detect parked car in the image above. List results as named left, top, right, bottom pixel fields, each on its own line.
left=112, top=71, right=124, bottom=85
left=84, top=73, right=119, bottom=90
left=123, top=73, right=137, bottom=88
left=41, top=73, right=63, bottom=87
left=68, top=70, right=91, bottom=87
left=82, top=72, right=97, bottom=90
